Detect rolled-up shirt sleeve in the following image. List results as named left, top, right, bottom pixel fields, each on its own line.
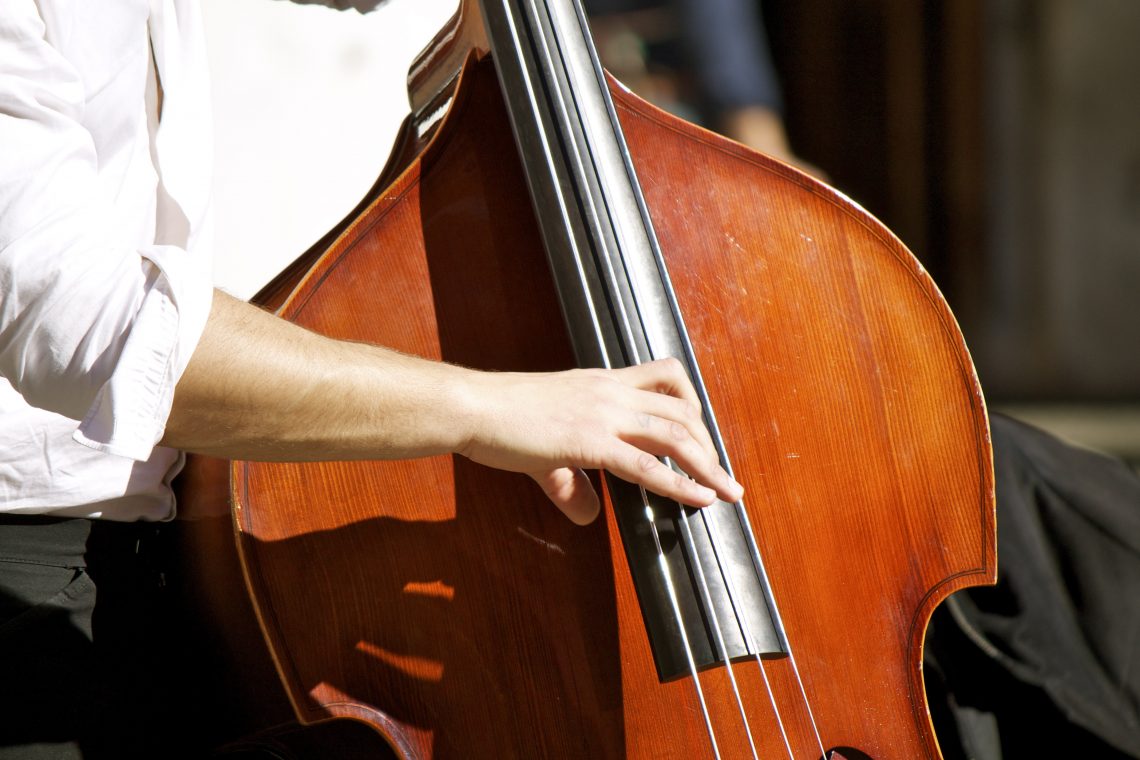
left=0, top=5, right=213, bottom=462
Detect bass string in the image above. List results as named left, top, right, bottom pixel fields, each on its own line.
left=509, top=1, right=833, bottom=751
left=676, top=505, right=761, bottom=760
left=650, top=281, right=832, bottom=757
left=644, top=492, right=723, bottom=759
left=701, top=502, right=826, bottom=760
left=665, top=461, right=830, bottom=758
left=694, top=502, right=789, bottom=759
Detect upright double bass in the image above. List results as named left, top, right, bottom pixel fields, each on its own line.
left=177, top=1, right=996, bottom=757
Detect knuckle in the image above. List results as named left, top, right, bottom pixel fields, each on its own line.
left=636, top=452, right=659, bottom=474
left=674, top=443, right=713, bottom=474
left=672, top=469, right=690, bottom=491
left=669, top=420, right=688, bottom=441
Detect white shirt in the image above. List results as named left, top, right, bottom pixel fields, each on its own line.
left=0, top=0, right=215, bottom=520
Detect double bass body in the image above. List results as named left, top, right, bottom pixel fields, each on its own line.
left=176, top=2, right=995, bottom=757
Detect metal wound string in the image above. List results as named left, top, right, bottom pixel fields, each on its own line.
left=643, top=494, right=723, bottom=759
left=675, top=505, right=761, bottom=760
left=665, top=454, right=764, bottom=757
left=719, top=488, right=829, bottom=759
left=694, top=503, right=792, bottom=760
left=523, top=2, right=827, bottom=751
left=780, top=649, right=828, bottom=760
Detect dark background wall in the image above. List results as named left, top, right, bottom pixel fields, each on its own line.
left=761, top=0, right=1140, bottom=403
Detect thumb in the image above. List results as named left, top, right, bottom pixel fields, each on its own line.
left=529, top=467, right=601, bottom=526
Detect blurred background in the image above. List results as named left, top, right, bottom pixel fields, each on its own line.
left=203, top=0, right=1139, bottom=463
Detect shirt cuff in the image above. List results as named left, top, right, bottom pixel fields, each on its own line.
left=72, top=245, right=213, bottom=461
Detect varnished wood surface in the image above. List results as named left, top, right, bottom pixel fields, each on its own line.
left=612, top=82, right=994, bottom=758
left=406, top=0, right=488, bottom=115
left=180, top=41, right=994, bottom=760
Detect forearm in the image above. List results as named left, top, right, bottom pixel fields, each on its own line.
left=161, top=290, right=473, bottom=461
left=162, top=290, right=743, bottom=523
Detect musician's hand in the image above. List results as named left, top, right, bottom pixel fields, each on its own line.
left=457, top=358, right=744, bottom=525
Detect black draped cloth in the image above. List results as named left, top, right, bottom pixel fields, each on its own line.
left=928, top=413, right=1140, bottom=759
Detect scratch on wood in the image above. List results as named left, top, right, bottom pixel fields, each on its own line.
left=517, top=526, right=566, bottom=555
left=724, top=231, right=747, bottom=254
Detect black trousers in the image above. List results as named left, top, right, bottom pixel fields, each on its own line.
left=0, top=517, right=201, bottom=760
left=0, top=517, right=391, bottom=760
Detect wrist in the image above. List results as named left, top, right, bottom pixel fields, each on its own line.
left=445, top=365, right=496, bottom=460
